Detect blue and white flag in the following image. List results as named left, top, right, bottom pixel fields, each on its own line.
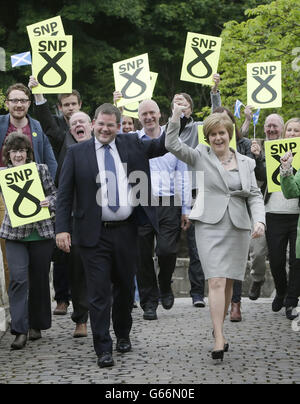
left=234, top=99, right=244, bottom=119
left=253, top=108, right=261, bottom=126
left=11, top=51, right=32, bottom=68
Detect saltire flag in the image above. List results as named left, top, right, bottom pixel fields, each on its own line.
left=11, top=51, right=32, bottom=68
left=234, top=99, right=244, bottom=119
left=253, top=108, right=261, bottom=126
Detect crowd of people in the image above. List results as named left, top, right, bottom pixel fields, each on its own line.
left=0, top=73, right=299, bottom=367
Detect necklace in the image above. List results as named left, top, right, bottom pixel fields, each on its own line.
left=220, top=152, right=234, bottom=166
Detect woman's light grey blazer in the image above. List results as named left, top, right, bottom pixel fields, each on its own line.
left=165, top=120, right=265, bottom=229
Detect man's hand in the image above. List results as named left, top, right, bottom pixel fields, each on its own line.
left=28, top=75, right=39, bottom=91
left=181, top=215, right=191, bottom=231
left=28, top=75, right=45, bottom=103
left=211, top=73, right=220, bottom=93
left=280, top=151, right=293, bottom=170
left=244, top=105, right=253, bottom=122
left=56, top=232, right=72, bottom=253
left=251, top=140, right=261, bottom=158
left=113, top=90, right=123, bottom=105
left=171, top=95, right=189, bottom=120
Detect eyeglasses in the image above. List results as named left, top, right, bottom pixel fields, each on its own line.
left=7, top=99, right=30, bottom=104
left=9, top=149, right=28, bottom=154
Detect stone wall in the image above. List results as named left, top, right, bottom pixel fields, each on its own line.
left=172, top=258, right=274, bottom=298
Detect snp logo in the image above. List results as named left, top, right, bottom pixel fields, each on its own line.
left=292, top=48, right=300, bottom=72
left=292, top=308, right=300, bottom=332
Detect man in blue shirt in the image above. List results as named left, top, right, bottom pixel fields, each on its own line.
left=136, top=99, right=191, bottom=320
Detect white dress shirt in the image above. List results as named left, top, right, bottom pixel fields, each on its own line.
left=95, top=137, right=133, bottom=221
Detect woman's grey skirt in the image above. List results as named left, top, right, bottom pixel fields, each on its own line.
left=194, top=209, right=251, bottom=281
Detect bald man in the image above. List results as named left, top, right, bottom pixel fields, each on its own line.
left=248, top=113, right=284, bottom=305
left=135, top=99, right=191, bottom=320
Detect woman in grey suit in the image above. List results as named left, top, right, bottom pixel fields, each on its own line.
left=166, top=98, right=265, bottom=361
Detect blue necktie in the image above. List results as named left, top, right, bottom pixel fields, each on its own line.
left=103, top=144, right=120, bottom=212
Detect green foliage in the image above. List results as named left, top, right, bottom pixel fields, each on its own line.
left=219, top=0, right=300, bottom=137
left=0, top=90, right=5, bottom=110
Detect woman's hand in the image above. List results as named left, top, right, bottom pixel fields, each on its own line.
left=40, top=199, right=50, bottom=208
left=280, top=151, right=293, bottom=170
left=251, top=222, right=265, bottom=239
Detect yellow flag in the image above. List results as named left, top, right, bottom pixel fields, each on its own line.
left=113, top=53, right=152, bottom=107
left=0, top=163, right=51, bottom=228
left=247, top=61, right=282, bottom=109
left=31, top=36, right=73, bottom=94
left=27, top=16, right=65, bottom=46
left=122, top=72, right=159, bottom=119
left=198, top=125, right=237, bottom=150
left=181, top=32, right=222, bottom=86
left=265, top=138, right=300, bottom=193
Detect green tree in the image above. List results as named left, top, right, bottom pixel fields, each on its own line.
left=219, top=0, right=300, bottom=137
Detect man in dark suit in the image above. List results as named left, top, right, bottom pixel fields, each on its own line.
left=55, top=103, right=167, bottom=368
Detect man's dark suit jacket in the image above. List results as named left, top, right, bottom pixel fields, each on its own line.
left=55, top=133, right=167, bottom=247
left=34, top=101, right=69, bottom=160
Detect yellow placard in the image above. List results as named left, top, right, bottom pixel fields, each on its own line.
left=122, top=72, right=159, bottom=119
left=198, top=125, right=237, bottom=150
left=0, top=163, right=51, bottom=228
left=150, top=72, right=158, bottom=94
left=265, top=138, right=300, bottom=193
left=27, top=16, right=65, bottom=45
left=31, top=35, right=73, bottom=94
left=181, top=32, right=222, bottom=86
left=247, top=61, right=282, bottom=109
left=122, top=103, right=139, bottom=119
left=113, top=53, right=152, bottom=108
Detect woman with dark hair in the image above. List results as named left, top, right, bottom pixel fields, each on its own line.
left=0, top=132, right=57, bottom=350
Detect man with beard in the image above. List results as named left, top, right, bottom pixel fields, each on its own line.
left=0, top=82, right=57, bottom=291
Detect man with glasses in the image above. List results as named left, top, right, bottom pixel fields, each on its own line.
left=0, top=83, right=57, bottom=177
left=0, top=82, right=57, bottom=291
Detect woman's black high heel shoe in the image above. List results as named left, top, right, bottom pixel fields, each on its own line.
left=211, top=349, right=224, bottom=362
left=212, top=330, right=229, bottom=353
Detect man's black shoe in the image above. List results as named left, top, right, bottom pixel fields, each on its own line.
left=97, top=352, right=114, bottom=368
left=116, top=338, right=132, bottom=353
left=11, top=334, right=27, bottom=350
left=249, top=281, right=264, bottom=301
left=143, top=306, right=157, bottom=320
left=161, top=293, right=175, bottom=310
left=272, top=295, right=285, bottom=312
left=286, top=306, right=299, bottom=320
